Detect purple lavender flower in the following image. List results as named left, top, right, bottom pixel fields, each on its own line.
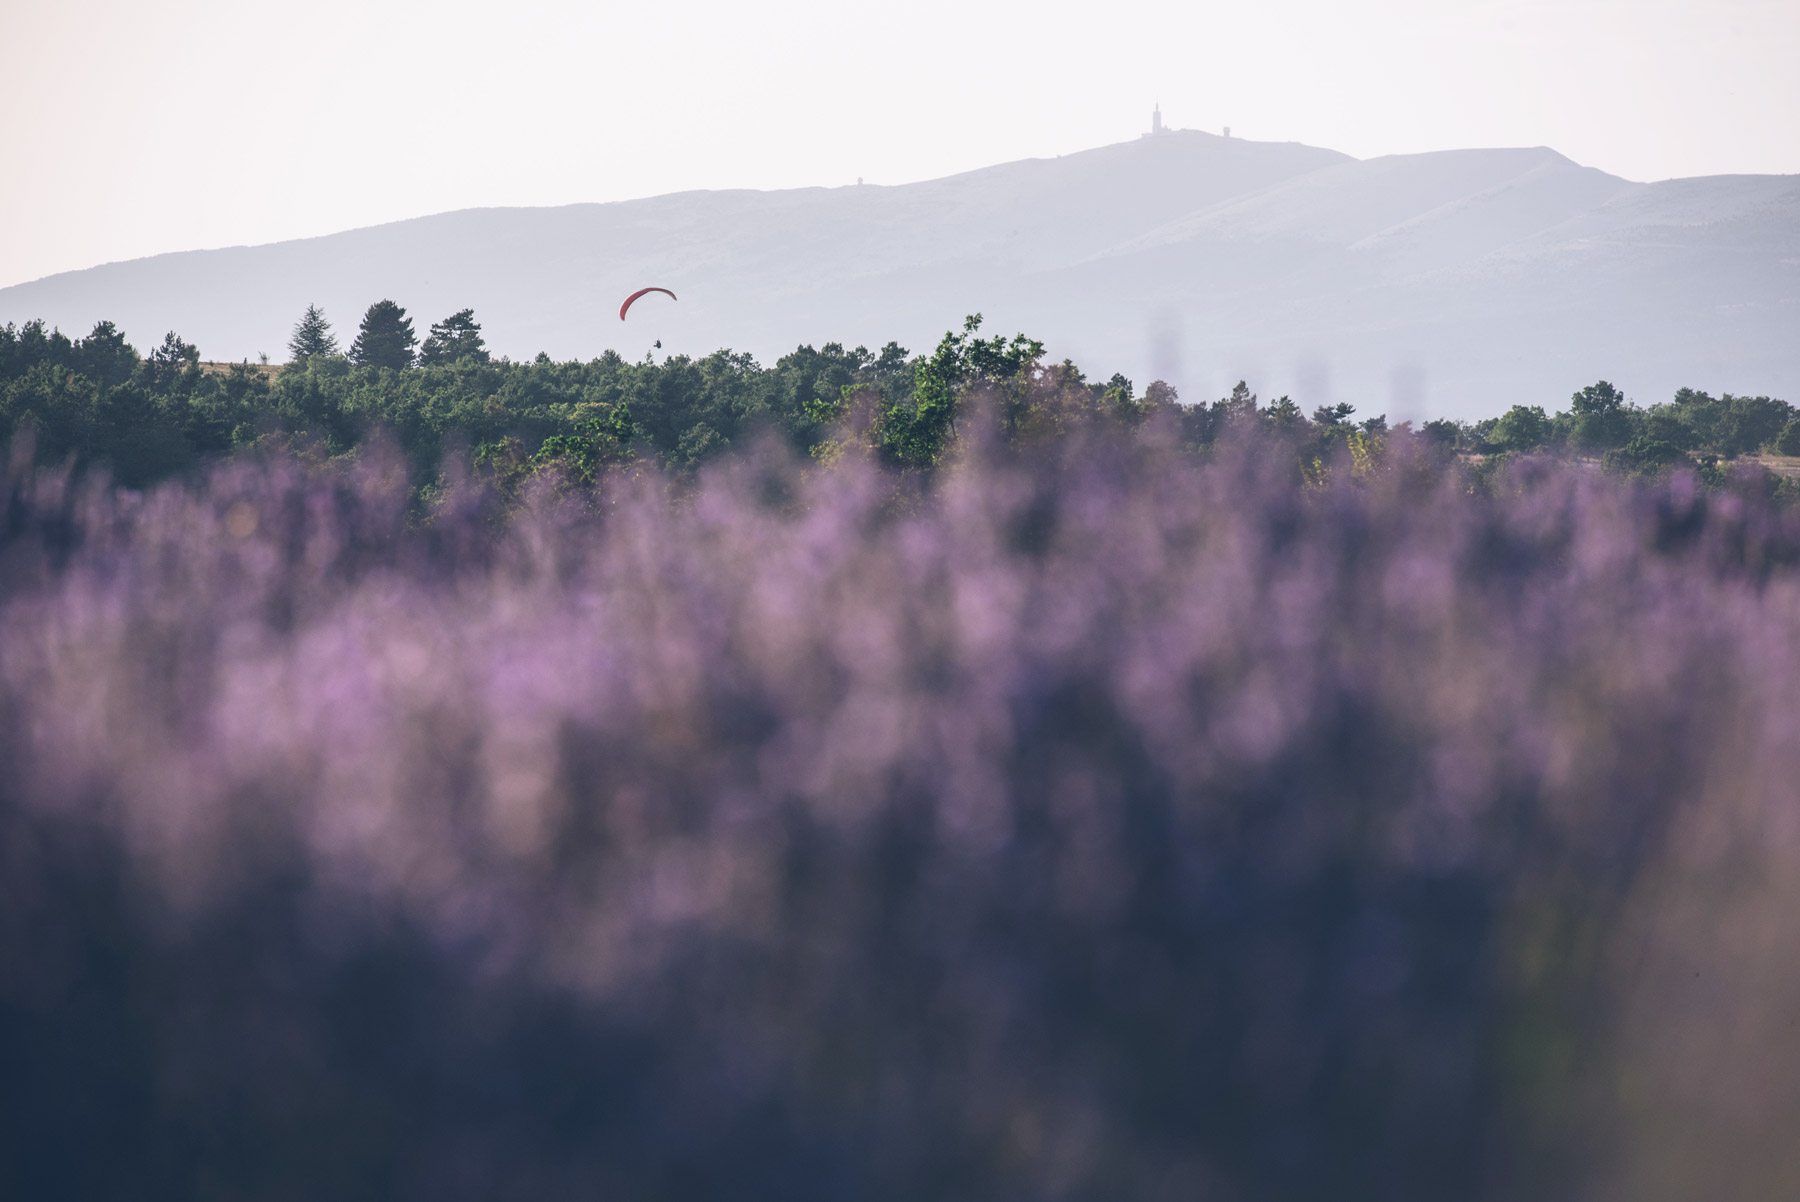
left=1, top=431, right=1797, bottom=1200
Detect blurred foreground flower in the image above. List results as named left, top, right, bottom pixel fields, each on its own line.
left=2, top=434, right=1798, bottom=1200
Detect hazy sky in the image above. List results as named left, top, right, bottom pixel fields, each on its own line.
left=3, top=0, right=1796, bottom=289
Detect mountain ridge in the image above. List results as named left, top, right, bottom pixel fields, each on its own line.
left=3, top=133, right=1794, bottom=419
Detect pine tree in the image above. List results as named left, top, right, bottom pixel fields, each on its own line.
left=418, top=308, right=489, bottom=366
left=287, top=304, right=339, bottom=361
left=1215, top=380, right=1260, bottom=426
left=349, top=300, right=416, bottom=370
left=149, top=330, right=199, bottom=370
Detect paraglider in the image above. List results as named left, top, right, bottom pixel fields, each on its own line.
left=619, top=287, right=676, bottom=321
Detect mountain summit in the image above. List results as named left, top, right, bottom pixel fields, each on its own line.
left=3, top=132, right=1795, bottom=417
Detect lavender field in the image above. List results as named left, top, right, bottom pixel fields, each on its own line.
left=3, top=427, right=1799, bottom=1200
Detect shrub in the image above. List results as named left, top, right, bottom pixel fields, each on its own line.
left=1776, top=418, right=1800, bottom=456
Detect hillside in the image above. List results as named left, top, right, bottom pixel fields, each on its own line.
left=3, top=131, right=1795, bottom=419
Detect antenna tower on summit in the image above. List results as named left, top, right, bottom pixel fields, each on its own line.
left=1152, top=103, right=1164, bottom=136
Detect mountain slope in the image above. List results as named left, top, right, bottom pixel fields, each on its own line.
left=2, top=132, right=1794, bottom=419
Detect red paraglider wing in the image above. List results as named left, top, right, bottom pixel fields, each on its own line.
left=620, top=287, right=677, bottom=321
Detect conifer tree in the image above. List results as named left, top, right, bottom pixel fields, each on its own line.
left=418, top=308, right=489, bottom=366
left=349, top=300, right=416, bottom=370
left=149, top=330, right=199, bottom=371
left=287, top=305, right=339, bottom=361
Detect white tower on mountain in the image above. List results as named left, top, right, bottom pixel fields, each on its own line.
left=1151, top=104, right=1164, bottom=136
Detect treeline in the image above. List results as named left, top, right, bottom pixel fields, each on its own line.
left=2, top=301, right=1795, bottom=497
left=1422, top=383, right=1800, bottom=476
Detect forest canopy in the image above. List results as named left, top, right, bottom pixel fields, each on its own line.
left=1, top=309, right=1794, bottom=499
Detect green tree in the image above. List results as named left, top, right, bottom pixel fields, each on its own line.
left=349, top=300, right=416, bottom=370
left=1312, top=401, right=1354, bottom=428
left=525, top=400, right=641, bottom=484
left=1264, top=396, right=1303, bottom=429
left=872, top=341, right=911, bottom=383
left=1571, top=380, right=1625, bottom=415
left=1602, top=436, right=1687, bottom=478
left=149, top=330, right=199, bottom=371
left=418, top=309, right=489, bottom=366
left=1488, top=404, right=1551, bottom=454
left=1420, top=418, right=1463, bottom=455
left=1100, top=372, right=1165, bottom=427
left=1213, top=381, right=1256, bottom=422
left=1639, top=406, right=1699, bottom=452
left=1716, top=394, right=1793, bottom=456
left=76, top=320, right=138, bottom=388
left=1568, top=380, right=1631, bottom=452
left=1776, top=420, right=1800, bottom=457
left=288, top=305, right=339, bottom=361
left=883, top=315, right=1040, bottom=468
left=146, top=331, right=200, bottom=389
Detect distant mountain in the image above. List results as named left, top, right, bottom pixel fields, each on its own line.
left=3, top=132, right=1795, bottom=419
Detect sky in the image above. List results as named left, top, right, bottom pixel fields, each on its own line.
left=2, top=0, right=1797, bottom=290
